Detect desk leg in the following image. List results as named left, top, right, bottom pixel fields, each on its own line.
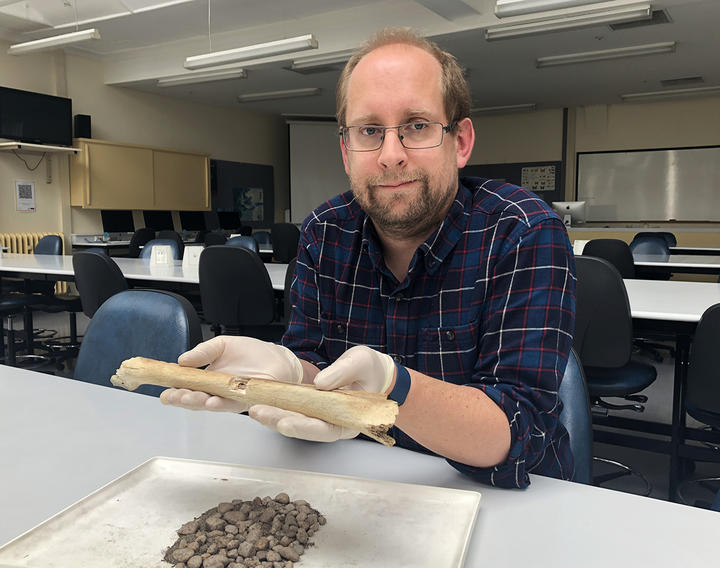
left=669, top=334, right=690, bottom=502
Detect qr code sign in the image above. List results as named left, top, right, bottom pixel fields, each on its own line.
left=18, top=184, right=33, bottom=199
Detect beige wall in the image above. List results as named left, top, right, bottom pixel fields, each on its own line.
left=0, top=42, right=288, bottom=243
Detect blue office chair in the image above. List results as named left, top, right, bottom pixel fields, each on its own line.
left=558, top=349, right=593, bottom=484
left=634, top=231, right=677, bottom=248
left=74, top=289, right=202, bottom=397
left=252, top=231, right=272, bottom=246
left=139, top=238, right=182, bottom=260
left=226, top=235, right=258, bottom=253
left=629, top=234, right=670, bottom=257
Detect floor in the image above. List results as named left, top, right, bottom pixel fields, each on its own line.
left=5, top=312, right=720, bottom=510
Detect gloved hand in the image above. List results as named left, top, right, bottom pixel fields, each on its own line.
left=249, top=345, right=395, bottom=441
left=159, top=336, right=303, bottom=413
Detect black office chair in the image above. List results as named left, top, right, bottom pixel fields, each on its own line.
left=203, top=231, right=227, bottom=247
left=128, top=228, right=156, bottom=258
left=676, top=303, right=720, bottom=509
left=271, top=223, right=300, bottom=263
left=74, top=289, right=202, bottom=397
left=253, top=231, right=272, bottom=247
left=199, top=246, right=281, bottom=340
left=558, top=348, right=593, bottom=485
left=139, top=238, right=183, bottom=260
left=226, top=235, right=258, bottom=253
left=283, top=257, right=297, bottom=326
left=574, top=255, right=657, bottom=494
left=239, top=225, right=253, bottom=236
left=73, top=250, right=129, bottom=318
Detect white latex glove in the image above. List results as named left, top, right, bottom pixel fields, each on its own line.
left=248, top=345, right=396, bottom=442
left=160, top=336, right=303, bottom=413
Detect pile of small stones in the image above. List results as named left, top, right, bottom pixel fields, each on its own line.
left=163, top=493, right=326, bottom=568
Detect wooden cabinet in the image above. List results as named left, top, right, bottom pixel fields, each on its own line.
left=70, top=138, right=210, bottom=210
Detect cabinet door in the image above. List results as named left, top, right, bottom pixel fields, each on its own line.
left=86, top=143, right=154, bottom=209
left=153, top=151, right=210, bottom=210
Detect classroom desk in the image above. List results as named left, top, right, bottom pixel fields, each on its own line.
left=1, top=365, right=718, bottom=566
left=0, top=253, right=288, bottom=291
left=670, top=246, right=720, bottom=256
left=633, top=253, right=720, bottom=275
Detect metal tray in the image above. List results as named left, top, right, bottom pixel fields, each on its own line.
left=0, top=457, right=481, bottom=567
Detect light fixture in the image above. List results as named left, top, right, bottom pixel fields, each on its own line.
left=289, top=49, right=355, bottom=71
left=471, top=103, right=537, bottom=114
left=7, top=28, right=101, bottom=55
left=157, top=69, right=247, bottom=87
left=238, top=88, right=321, bottom=103
left=620, top=85, right=720, bottom=102
left=536, top=41, right=675, bottom=67
left=185, top=34, right=318, bottom=70
left=495, top=0, right=610, bottom=18
left=485, top=3, right=651, bottom=40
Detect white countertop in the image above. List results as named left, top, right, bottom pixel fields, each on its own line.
left=0, top=366, right=717, bottom=566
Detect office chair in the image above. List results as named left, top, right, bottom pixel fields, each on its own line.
left=199, top=245, right=281, bottom=340
left=629, top=233, right=672, bottom=280
left=271, top=223, right=300, bottom=263
left=226, top=235, right=258, bottom=253
left=74, top=289, right=202, bottom=397
left=253, top=231, right=272, bottom=247
left=558, top=348, right=593, bottom=485
left=156, top=230, right=185, bottom=258
left=239, top=225, right=253, bottom=236
left=634, top=231, right=677, bottom=248
left=676, top=303, right=720, bottom=509
left=574, top=255, right=657, bottom=495
left=283, top=257, right=297, bottom=326
left=73, top=250, right=129, bottom=318
left=139, top=238, right=183, bottom=260
left=128, top=228, right=156, bottom=258
left=203, top=231, right=227, bottom=246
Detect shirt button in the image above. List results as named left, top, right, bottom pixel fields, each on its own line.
left=393, top=355, right=405, bottom=364
left=445, top=330, right=456, bottom=341
left=335, top=323, right=345, bottom=333
left=428, top=259, right=436, bottom=268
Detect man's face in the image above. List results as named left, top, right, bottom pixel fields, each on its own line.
left=340, top=43, right=474, bottom=239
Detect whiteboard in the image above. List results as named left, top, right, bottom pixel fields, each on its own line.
left=289, top=120, right=349, bottom=224
left=577, top=147, right=720, bottom=222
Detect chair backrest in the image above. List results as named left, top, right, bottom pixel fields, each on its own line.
left=271, top=223, right=300, bottom=263
left=685, top=303, right=720, bottom=425
left=558, top=349, right=593, bottom=484
left=74, top=289, right=202, bottom=397
left=629, top=234, right=670, bottom=259
left=573, top=256, right=633, bottom=368
left=156, top=230, right=185, bottom=257
left=128, top=228, right=156, bottom=258
left=72, top=250, right=129, bottom=317
left=253, top=231, right=272, bottom=246
left=582, top=239, right=635, bottom=279
left=139, top=238, right=182, bottom=260
left=203, top=231, right=227, bottom=247
left=34, top=235, right=62, bottom=256
left=284, top=256, right=297, bottom=325
left=199, top=245, right=275, bottom=328
left=239, top=225, right=253, bottom=236
left=226, top=235, right=258, bottom=253
left=634, top=231, right=677, bottom=248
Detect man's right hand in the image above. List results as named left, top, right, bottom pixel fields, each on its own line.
left=159, top=336, right=304, bottom=413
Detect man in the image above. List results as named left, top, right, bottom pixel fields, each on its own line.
left=162, top=28, right=576, bottom=489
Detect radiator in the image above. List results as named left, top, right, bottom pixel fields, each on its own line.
left=0, top=232, right=68, bottom=293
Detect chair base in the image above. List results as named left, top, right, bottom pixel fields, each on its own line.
left=593, top=457, right=652, bottom=497
left=677, top=477, right=720, bottom=509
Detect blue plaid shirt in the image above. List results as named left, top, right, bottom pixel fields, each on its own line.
left=282, top=177, right=576, bottom=488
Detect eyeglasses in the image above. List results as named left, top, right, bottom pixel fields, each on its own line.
left=339, top=121, right=455, bottom=152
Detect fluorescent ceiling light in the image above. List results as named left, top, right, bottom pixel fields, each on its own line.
left=536, top=41, right=676, bottom=67
left=485, top=3, right=651, bottom=40
left=185, top=34, right=318, bottom=70
left=290, top=49, right=355, bottom=71
left=620, top=85, right=720, bottom=102
left=157, top=69, right=247, bottom=87
left=471, top=103, right=537, bottom=114
left=7, top=28, right=101, bottom=55
left=238, top=88, right=321, bottom=103
left=495, top=0, right=610, bottom=18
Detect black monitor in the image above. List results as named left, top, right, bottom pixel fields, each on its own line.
left=179, top=211, right=207, bottom=232
left=143, top=210, right=174, bottom=231
left=217, top=211, right=241, bottom=231
left=101, top=210, right=135, bottom=234
left=0, top=86, right=72, bottom=147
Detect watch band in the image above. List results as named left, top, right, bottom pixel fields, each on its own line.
left=389, top=362, right=412, bottom=406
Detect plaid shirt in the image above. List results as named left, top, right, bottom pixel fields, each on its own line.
left=282, top=177, right=576, bottom=488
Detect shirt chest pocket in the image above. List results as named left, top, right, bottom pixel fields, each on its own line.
left=320, top=318, right=385, bottom=362
left=416, top=321, right=479, bottom=384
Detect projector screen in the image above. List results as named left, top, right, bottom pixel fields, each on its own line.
left=289, top=120, right=349, bottom=224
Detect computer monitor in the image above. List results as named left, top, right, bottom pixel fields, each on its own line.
left=143, top=210, right=174, bottom=231
left=217, top=211, right=241, bottom=231
left=100, top=210, right=135, bottom=234
left=551, top=201, right=586, bottom=227
left=179, top=211, right=207, bottom=232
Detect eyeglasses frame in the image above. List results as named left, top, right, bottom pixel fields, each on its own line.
left=339, top=121, right=457, bottom=152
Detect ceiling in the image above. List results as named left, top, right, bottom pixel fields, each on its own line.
left=1, top=0, right=718, bottom=117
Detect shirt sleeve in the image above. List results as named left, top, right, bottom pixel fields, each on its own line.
left=447, top=216, right=576, bottom=488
